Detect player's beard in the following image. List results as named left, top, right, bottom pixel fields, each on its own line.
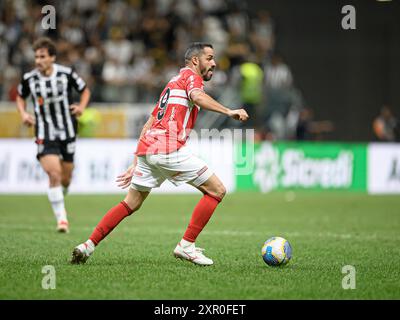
left=201, top=67, right=214, bottom=81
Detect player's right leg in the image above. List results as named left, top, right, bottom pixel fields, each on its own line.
left=173, top=174, right=226, bottom=266
left=39, top=154, right=69, bottom=233
left=70, top=187, right=149, bottom=264
left=151, top=147, right=226, bottom=266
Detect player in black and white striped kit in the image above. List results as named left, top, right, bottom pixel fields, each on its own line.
left=16, top=37, right=91, bottom=233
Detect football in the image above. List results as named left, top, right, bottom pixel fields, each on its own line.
left=261, top=237, right=292, bottom=266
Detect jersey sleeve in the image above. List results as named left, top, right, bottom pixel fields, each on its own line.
left=185, top=73, right=204, bottom=101
left=17, top=77, right=31, bottom=99
left=69, top=69, right=87, bottom=93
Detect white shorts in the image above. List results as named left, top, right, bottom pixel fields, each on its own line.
left=130, top=146, right=213, bottom=192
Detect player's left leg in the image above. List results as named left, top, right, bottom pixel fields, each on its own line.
left=71, top=155, right=164, bottom=264
left=88, top=187, right=150, bottom=246
left=71, top=187, right=150, bottom=264
left=59, top=139, right=76, bottom=195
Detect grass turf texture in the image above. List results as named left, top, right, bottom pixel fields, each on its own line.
left=0, top=192, right=399, bottom=300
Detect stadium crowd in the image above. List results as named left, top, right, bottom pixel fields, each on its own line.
left=0, top=0, right=327, bottom=140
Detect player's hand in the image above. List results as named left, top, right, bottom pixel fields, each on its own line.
left=228, top=109, right=249, bottom=122
left=116, top=165, right=135, bottom=189
left=70, top=104, right=85, bottom=117
left=21, top=112, right=35, bottom=127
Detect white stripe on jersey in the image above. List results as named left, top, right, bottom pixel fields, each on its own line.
left=169, top=89, right=188, bottom=98
left=168, top=97, right=190, bottom=107
left=181, top=105, right=194, bottom=140
left=50, top=77, right=67, bottom=140
left=39, top=77, right=55, bottom=140
left=29, top=78, right=45, bottom=140
left=187, top=87, right=203, bottom=100
left=61, top=74, right=75, bottom=138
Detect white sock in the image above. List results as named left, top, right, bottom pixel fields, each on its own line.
left=47, top=186, right=67, bottom=223
left=180, top=239, right=194, bottom=248
left=85, top=239, right=95, bottom=253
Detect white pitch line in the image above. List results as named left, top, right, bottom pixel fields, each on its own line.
left=0, top=224, right=396, bottom=241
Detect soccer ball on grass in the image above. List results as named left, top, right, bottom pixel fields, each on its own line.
left=261, top=236, right=292, bottom=266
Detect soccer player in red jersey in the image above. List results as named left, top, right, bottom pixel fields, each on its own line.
left=71, top=43, right=248, bottom=266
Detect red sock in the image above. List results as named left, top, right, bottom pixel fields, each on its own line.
left=183, top=194, right=221, bottom=243
left=89, top=201, right=133, bottom=245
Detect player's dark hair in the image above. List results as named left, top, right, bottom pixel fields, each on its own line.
left=184, top=42, right=213, bottom=65
left=33, top=37, right=57, bottom=56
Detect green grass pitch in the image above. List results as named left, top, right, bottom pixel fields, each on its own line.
left=0, top=192, right=399, bottom=299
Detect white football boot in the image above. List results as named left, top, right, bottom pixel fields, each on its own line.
left=173, top=242, right=213, bottom=266
left=56, top=220, right=69, bottom=233
left=70, top=241, right=95, bottom=264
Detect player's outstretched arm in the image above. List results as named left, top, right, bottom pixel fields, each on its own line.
left=16, top=95, right=35, bottom=127
left=190, top=90, right=249, bottom=122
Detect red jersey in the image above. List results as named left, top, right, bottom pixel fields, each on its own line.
left=136, top=67, right=204, bottom=155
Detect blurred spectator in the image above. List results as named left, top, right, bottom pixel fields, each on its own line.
left=1, top=64, right=19, bottom=101
left=238, top=57, right=264, bottom=128
left=250, top=10, right=275, bottom=63
left=224, top=2, right=250, bottom=42
left=104, top=27, right=134, bottom=65
left=263, top=54, right=295, bottom=139
left=198, top=0, right=227, bottom=15
left=373, top=105, right=398, bottom=142
left=265, top=54, right=293, bottom=90
left=295, top=107, right=334, bottom=141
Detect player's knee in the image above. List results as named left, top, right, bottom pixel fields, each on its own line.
left=209, top=183, right=226, bottom=201
left=129, top=201, right=143, bottom=213
left=47, top=170, right=62, bottom=185
left=61, top=175, right=72, bottom=188
left=123, top=182, right=148, bottom=215
left=124, top=194, right=145, bottom=214
left=217, top=185, right=227, bottom=200
left=61, top=180, right=71, bottom=189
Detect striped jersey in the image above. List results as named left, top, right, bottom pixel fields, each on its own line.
left=18, top=63, right=87, bottom=141
left=136, top=67, right=204, bottom=155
